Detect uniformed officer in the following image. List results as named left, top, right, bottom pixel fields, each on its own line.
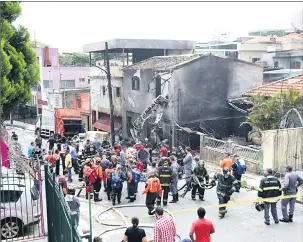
left=169, top=156, right=179, bottom=203
left=142, top=170, right=162, bottom=215
left=258, top=168, right=282, bottom=225
left=157, top=160, right=173, bottom=206
left=192, top=160, right=209, bottom=201
left=214, top=168, right=240, bottom=218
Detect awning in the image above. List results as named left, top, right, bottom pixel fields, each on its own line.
left=92, top=116, right=122, bottom=133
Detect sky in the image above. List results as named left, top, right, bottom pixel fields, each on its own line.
left=15, top=1, right=303, bottom=53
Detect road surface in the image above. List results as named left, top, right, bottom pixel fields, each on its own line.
left=9, top=126, right=303, bottom=242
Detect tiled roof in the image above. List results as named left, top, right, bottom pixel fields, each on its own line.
left=124, top=55, right=200, bottom=70
left=244, top=74, right=303, bottom=96
left=124, top=53, right=262, bottom=71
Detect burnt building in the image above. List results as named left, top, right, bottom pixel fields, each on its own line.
left=123, top=54, right=263, bottom=148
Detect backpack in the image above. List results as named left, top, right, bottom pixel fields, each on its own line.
left=132, top=168, right=141, bottom=184
left=236, top=159, right=246, bottom=175
left=88, top=168, right=97, bottom=183
left=111, top=174, right=122, bottom=188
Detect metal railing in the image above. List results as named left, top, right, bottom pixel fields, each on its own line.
left=44, top=165, right=83, bottom=242
left=232, top=143, right=261, bottom=163
left=204, top=136, right=227, bottom=153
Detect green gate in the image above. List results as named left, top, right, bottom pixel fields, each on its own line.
left=45, top=165, right=82, bottom=242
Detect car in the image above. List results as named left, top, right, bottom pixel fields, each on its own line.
left=0, top=176, right=40, bottom=240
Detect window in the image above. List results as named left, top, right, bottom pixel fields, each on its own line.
left=291, top=61, right=301, bottom=69
left=252, top=58, right=260, bottom=63
left=102, top=86, right=106, bottom=96
left=132, top=76, right=140, bottom=90
left=0, top=190, right=23, bottom=203
left=60, top=80, right=75, bottom=89
left=79, top=77, right=85, bottom=82
left=274, top=61, right=279, bottom=68
left=116, top=87, right=121, bottom=98
left=43, top=80, right=53, bottom=89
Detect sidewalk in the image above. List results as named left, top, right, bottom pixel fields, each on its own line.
left=3, top=120, right=36, bottom=131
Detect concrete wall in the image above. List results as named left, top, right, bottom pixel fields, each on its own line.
left=171, top=55, right=262, bottom=137
left=42, top=66, right=90, bottom=91
left=261, top=127, right=303, bottom=172
left=227, top=60, right=263, bottom=99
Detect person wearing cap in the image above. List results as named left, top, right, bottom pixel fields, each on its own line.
left=142, top=170, right=162, bottom=215
left=183, top=147, right=193, bottom=186
left=280, top=165, right=303, bottom=223
left=232, top=155, right=246, bottom=192
left=65, top=186, right=80, bottom=226
left=220, top=152, right=232, bottom=170
left=258, top=168, right=282, bottom=225
left=157, top=159, right=173, bottom=206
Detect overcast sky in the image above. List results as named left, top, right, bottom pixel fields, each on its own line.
left=15, top=1, right=302, bottom=53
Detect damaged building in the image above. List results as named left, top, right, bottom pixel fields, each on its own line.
left=122, top=53, right=263, bottom=148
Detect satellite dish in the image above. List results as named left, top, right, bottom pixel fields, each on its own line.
left=291, top=10, right=303, bottom=31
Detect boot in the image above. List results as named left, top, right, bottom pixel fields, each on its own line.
left=107, top=195, right=111, bottom=201
left=169, top=195, right=177, bottom=203
left=94, top=192, right=102, bottom=202
left=163, top=201, right=167, bottom=206
left=289, top=215, right=293, bottom=222
left=86, top=193, right=88, bottom=200
left=176, top=193, right=179, bottom=201
left=199, top=196, right=205, bottom=201
left=279, top=218, right=289, bottom=223
left=192, top=196, right=196, bottom=201
left=112, top=197, right=116, bottom=206
left=117, top=195, right=121, bottom=204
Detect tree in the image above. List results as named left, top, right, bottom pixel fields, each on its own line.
left=242, top=89, right=301, bottom=138
left=0, top=2, right=40, bottom=118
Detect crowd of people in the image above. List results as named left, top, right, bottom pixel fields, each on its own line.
left=24, top=133, right=303, bottom=242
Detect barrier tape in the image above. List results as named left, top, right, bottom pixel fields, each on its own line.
left=95, top=193, right=303, bottom=222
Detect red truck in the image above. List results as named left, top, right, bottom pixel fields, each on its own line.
left=36, top=108, right=84, bottom=138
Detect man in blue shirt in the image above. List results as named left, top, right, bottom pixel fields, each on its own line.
left=69, top=143, right=79, bottom=174
left=28, top=142, right=35, bottom=158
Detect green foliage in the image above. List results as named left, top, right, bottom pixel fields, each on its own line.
left=242, top=90, right=301, bottom=133
left=0, top=2, right=40, bottom=118
left=59, top=52, right=122, bottom=67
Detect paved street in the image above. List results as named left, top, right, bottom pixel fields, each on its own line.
left=8, top=126, right=303, bottom=242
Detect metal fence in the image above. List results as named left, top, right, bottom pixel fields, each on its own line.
left=232, top=143, right=261, bottom=163
left=45, top=165, right=83, bottom=242
left=1, top=126, right=46, bottom=241
left=204, top=136, right=227, bottom=153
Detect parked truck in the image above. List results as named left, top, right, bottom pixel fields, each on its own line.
left=36, top=108, right=84, bottom=138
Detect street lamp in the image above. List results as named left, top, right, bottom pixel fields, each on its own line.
left=63, top=45, right=115, bottom=145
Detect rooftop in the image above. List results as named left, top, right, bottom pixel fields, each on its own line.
left=244, top=74, right=303, bottom=97
left=83, top=38, right=196, bottom=53
left=124, top=53, right=262, bottom=71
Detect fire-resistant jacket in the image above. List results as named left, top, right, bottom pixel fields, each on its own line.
left=214, top=173, right=240, bottom=197
left=158, top=165, right=173, bottom=187
left=83, top=165, right=93, bottom=178
left=142, top=176, right=162, bottom=195
left=91, top=164, right=103, bottom=180
left=258, top=175, right=282, bottom=203
left=193, top=167, right=209, bottom=184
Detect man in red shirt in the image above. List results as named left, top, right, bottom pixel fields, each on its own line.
left=189, top=207, right=215, bottom=242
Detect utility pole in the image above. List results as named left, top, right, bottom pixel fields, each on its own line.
left=105, top=42, right=115, bottom=146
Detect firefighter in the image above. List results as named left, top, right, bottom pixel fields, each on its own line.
left=192, top=160, right=209, bottom=201
left=169, top=156, right=179, bottom=203
left=142, top=170, right=162, bottom=215
left=105, top=163, right=114, bottom=200
left=83, top=158, right=94, bottom=200
left=157, top=160, right=173, bottom=206
left=92, top=157, right=103, bottom=202
left=214, top=168, right=240, bottom=218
